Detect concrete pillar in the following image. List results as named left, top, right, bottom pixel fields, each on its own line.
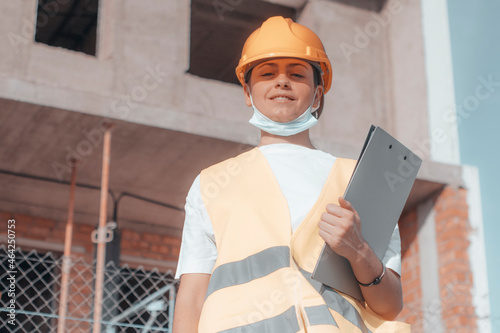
left=420, top=0, right=460, bottom=164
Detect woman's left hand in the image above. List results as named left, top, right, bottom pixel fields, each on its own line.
left=318, top=196, right=367, bottom=262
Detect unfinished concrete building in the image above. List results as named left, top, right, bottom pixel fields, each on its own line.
left=0, top=0, right=490, bottom=331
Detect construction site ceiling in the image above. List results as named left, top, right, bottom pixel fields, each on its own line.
left=0, top=98, right=252, bottom=236
left=0, top=97, right=452, bottom=237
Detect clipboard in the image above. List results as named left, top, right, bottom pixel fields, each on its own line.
left=311, top=125, right=422, bottom=301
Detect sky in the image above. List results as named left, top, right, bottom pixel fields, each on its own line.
left=447, top=0, right=500, bottom=331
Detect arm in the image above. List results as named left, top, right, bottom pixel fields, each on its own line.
left=173, top=175, right=217, bottom=331
left=319, top=197, right=403, bottom=320
left=347, top=239, right=403, bottom=319
left=173, top=273, right=211, bottom=333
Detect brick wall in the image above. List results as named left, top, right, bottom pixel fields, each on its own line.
left=434, top=187, right=477, bottom=332
left=0, top=210, right=181, bottom=272
left=120, top=229, right=180, bottom=264
left=1, top=184, right=480, bottom=332
left=396, top=186, right=478, bottom=332
left=1, top=210, right=181, bottom=332
left=66, top=251, right=93, bottom=333
left=398, top=208, right=424, bottom=329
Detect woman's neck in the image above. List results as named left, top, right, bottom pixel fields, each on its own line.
left=258, top=130, right=315, bottom=149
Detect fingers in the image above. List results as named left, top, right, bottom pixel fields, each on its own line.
left=326, top=197, right=356, bottom=215
left=318, top=223, right=345, bottom=247
left=320, top=209, right=350, bottom=237
left=318, top=218, right=337, bottom=235
left=325, top=203, right=343, bottom=216
left=339, top=196, right=353, bottom=211
left=325, top=202, right=356, bottom=221
left=318, top=228, right=337, bottom=247
left=322, top=198, right=361, bottom=235
left=320, top=198, right=364, bottom=261
left=338, top=197, right=360, bottom=221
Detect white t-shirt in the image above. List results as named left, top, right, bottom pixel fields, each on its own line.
left=175, top=144, right=401, bottom=279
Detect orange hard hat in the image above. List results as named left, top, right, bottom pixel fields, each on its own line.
left=235, top=16, right=332, bottom=93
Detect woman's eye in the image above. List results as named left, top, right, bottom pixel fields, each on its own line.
left=262, top=72, right=274, bottom=77
left=290, top=72, right=305, bottom=78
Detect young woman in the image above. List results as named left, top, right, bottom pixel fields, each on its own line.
left=173, top=16, right=410, bottom=333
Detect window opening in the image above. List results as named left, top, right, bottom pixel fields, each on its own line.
left=35, top=0, right=99, bottom=56
left=189, top=0, right=297, bottom=84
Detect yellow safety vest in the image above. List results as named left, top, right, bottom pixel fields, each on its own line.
left=198, top=148, right=411, bottom=333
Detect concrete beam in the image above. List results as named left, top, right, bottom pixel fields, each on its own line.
left=259, top=0, right=307, bottom=9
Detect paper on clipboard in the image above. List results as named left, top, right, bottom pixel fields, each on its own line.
left=311, top=125, right=422, bottom=301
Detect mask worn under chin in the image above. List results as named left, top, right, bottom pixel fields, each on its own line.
left=248, top=90, right=319, bottom=137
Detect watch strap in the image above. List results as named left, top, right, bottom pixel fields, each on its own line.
left=357, top=264, right=386, bottom=287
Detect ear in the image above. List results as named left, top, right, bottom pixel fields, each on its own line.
left=243, top=84, right=253, bottom=107
left=313, top=85, right=324, bottom=109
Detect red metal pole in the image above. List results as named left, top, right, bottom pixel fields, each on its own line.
left=93, top=123, right=114, bottom=333
left=57, top=160, right=78, bottom=333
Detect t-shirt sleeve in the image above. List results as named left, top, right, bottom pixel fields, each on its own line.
left=175, top=174, right=218, bottom=279
left=382, top=224, right=402, bottom=276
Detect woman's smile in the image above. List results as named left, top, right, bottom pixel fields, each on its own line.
left=244, top=58, right=321, bottom=123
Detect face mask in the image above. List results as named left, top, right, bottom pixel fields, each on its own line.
left=248, top=89, right=319, bottom=137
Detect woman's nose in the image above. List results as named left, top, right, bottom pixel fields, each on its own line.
left=275, top=73, right=290, bottom=88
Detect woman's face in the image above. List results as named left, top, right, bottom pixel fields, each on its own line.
left=244, top=58, right=323, bottom=123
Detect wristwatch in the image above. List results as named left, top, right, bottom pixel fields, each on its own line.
left=356, top=264, right=386, bottom=287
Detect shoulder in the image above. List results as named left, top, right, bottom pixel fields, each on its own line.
left=202, top=148, right=260, bottom=175
left=185, top=174, right=205, bottom=210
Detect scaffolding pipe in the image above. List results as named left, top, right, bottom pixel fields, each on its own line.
left=57, top=160, right=78, bottom=333
left=93, top=123, right=114, bottom=333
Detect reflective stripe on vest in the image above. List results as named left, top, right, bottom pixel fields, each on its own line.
left=299, top=268, right=371, bottom=333
left=219, top=306, right=300, bottom=333
left=206, top=246, right=290, bottom=299
left=305, top=305, right=339, bottom=327
left=219, top=305, right=340, bottom=332
left=199, top=148, right=411, bottom=333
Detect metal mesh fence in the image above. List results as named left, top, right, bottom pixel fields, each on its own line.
left=0, top=246, right=177, bottom=332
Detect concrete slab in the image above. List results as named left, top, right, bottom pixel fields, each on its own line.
left=0, top=98, right=463, bottom=236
